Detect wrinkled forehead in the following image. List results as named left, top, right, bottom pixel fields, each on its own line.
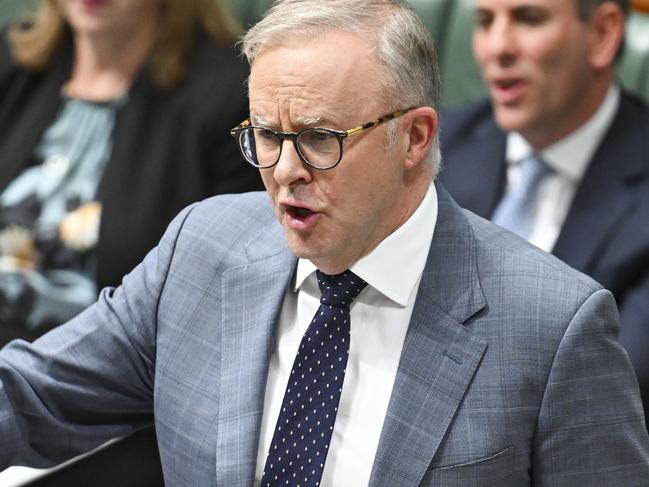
left=249, top=30, right=381, bottom=84
left=248, top=31, right=388, bottom=126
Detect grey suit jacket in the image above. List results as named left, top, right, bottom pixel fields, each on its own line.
left=1, top=185, right=648, bottom=486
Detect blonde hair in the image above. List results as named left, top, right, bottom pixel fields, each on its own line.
left=8, top=0, right=240, bottom=89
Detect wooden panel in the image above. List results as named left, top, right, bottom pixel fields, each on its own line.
left=633, top=0, right=649, bottom=15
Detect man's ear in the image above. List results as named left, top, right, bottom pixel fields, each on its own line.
left=403, top=107, right=438, bottom=169
left=588, top=2, right=625, bottom=70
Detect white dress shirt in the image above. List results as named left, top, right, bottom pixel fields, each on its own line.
left=505, top=85, right=620, bottom=251
left=255, top=183, right=438, bottom=487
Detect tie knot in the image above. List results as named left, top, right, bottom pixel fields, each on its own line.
left=316, top=270, right=367, bottom=307
left=519, top=155, right=551, bottom=184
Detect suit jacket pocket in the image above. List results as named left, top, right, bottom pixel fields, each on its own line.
left=420, top=446, right=514, bottom=487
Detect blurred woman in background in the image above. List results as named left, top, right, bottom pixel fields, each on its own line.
left=0, top=0, right=262, bottom=344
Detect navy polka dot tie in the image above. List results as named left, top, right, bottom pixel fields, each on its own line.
left=261, top=270, right=367, bottom=487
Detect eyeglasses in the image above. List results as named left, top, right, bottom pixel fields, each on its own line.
left=229, top=107, right=416, bottom=170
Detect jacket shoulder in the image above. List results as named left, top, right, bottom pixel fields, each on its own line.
left=127, top=37, right=249, bottom=132
left=176, top=192, right=281, bottom=255
left=619, top=90, right=649, bottom=118
left=129, top=36, right=247, bottom=105
left=158, top=192, right=286, bottom=289
left=440, top=99, right=497, bottom=148
left=465, top=209, right=602, bottom=294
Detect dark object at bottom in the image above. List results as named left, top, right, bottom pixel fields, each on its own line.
left=23, top=426, right=164, bottom=487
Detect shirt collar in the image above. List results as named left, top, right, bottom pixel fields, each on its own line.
left=294, top=183, right=438, bottom=307
left=506, top=85, right=620, bottom=181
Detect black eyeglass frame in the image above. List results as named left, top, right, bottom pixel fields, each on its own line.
left=229, top=107, right=417, bottom=170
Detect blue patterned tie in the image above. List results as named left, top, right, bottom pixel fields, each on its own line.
left=492, top=155, right=551, bottom=239
left=260, top=270, right=367, bottom=487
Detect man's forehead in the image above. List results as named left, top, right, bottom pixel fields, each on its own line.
left=249, top=90, right=359, bottom=128
left=248, top=33, right=385, bottom=125
left=249, top=29, right=378, bottom=80
left=247, top=80, right=349, bottom=115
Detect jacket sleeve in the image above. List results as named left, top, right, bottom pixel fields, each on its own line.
left=532, top=288, right=649, bottom=485
left=0, top=203, right=196, bottom=470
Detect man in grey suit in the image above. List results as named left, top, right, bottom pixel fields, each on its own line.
left=0, top=0, right=648, bottom=485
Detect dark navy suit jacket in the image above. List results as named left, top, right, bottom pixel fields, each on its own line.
left=440, top=93, right=649, bottom=425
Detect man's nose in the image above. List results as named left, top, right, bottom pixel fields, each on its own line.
left=272, top=139, right=312, bottom=187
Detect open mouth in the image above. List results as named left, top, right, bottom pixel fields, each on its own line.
left=282, top=203, right=320, bottom=230
left=491, top=78, right=527, bottom=104
left=286, top=206, right=314, bottom=219
left=497, top=79, right=518, bottom=89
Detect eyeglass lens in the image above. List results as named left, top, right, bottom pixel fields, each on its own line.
left=239, top=128, right=341, bottom=169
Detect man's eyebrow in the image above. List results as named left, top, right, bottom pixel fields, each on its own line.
left=296, top=115, right=326, bottom=127
left=250, top=114, right=338, bottom=128
left=250, top=114, right=273, bottom=126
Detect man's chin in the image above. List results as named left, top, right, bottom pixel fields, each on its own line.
left=285, top=234, right=318, bottom=260
left=492, top=105, right=534, bottom=135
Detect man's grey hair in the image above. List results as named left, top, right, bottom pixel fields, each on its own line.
left=241, top=0, right=442, bottom=177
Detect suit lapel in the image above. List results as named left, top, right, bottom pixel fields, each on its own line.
left=553, top=95, right=648, bottom=272
left=369, top=186, right=488, bottom=487
left=215, top=230, right=297, bottom=487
